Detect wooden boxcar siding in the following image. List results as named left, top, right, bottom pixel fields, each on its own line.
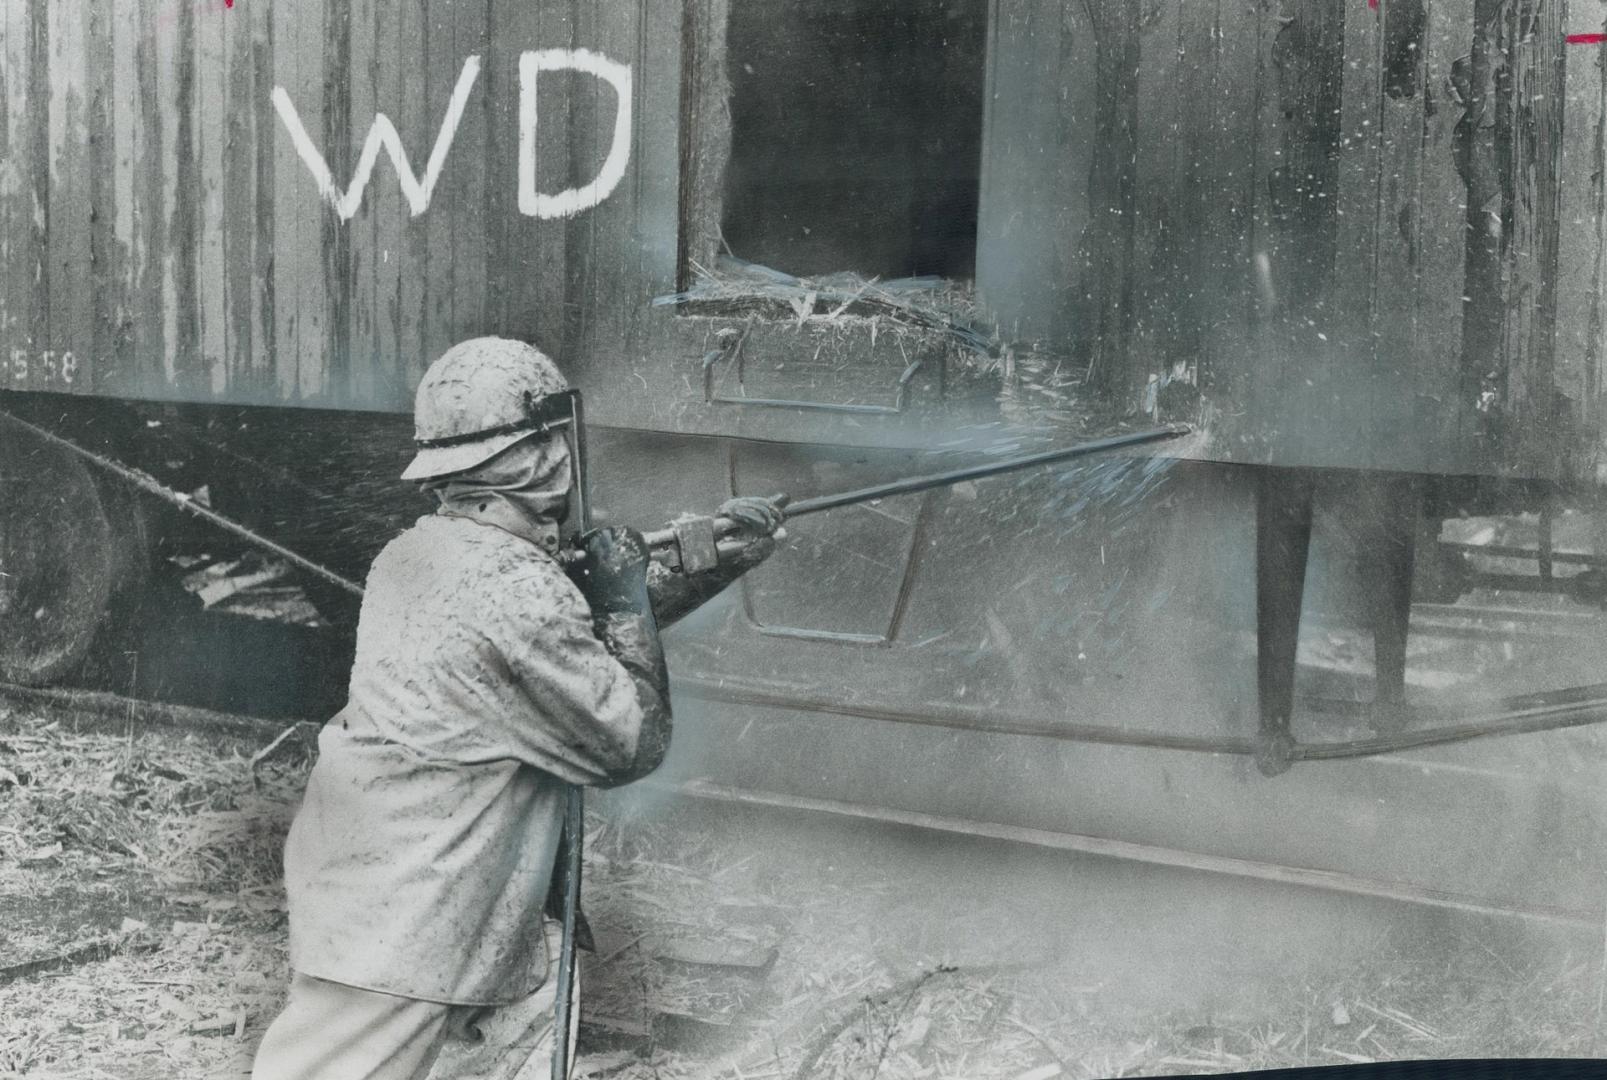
left=0, top=0, right=679, bottom=416
left=977, top=0, right=1607, bottom=480
left=4, top=0, right=1607, bottom=480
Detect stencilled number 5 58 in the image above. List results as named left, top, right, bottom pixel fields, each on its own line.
left=7, top=349, right=78, bottom=386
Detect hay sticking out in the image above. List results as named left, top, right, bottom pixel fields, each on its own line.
left=654, top=256, right=998, bottom=359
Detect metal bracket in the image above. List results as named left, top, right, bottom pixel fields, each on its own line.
left=700, top=326, right=933, bottom=416
left=727, top=443, right=932, bottom=647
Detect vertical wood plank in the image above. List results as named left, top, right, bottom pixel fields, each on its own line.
left=109, top=0, right=143, bottom=396
left=1083, top=0, right=1142, bottom=402
left=566, top=0, right=604, bottom=376
left=572, top=0, right=679, bottom=417
left=637, top=0, right=687, bottom=298
left=570, top=0, right=651, bottom=378
left=369, top=0, right=403, bottom=406
left=1507, top=0, right=1567, bottom=475
left=1128, top=0, right=1184, bottom=399
left=347, top=0, right=377, bottom=403
left=223, top=0, right=259, bottom=397
left=1246, top=0, right=1287, bottom=449
left=294, top=0, right=328, bottom=399
left=47, top=0, right=92, bottom=391
left=196, top=0, right=227, bottom=396
left=1456, top=0, right=1511, bottom=468
left=1551, top=1, right=1603, bottom=476
left=1, top=0, right=36, bottom=383
left=1497, top=0, right=1562, bottom=472
left=1259, top=0, right=1346, bottom=467
left=170, top=0, right=201, bottom=390
left=486, top=0, right=572, bottom=354
left=26, top=0, right=47, bottom=379
left=678, top=0, right=725, bottom=291
left=421, top=0, right=456, bottom=373
left=272, top=0, right=299, bottom=399
left=1549, top=5, right=1600, bottom=443
left=134, top=0, right=167, bottom=394
left=1334, top=0, right=1384, bottom=466
left=1173, top=0, right=1217, bottom=386
left=84, top=0, right=119, bottom=396
left=250, top=0, right=274, bottom=396
left=976, top=0, right=1096, bottom=350
left=1374, top=0, right=1430, bottom=469
left=1199, top=0, right=1264, bottom=402
left=396, top=0, right=429, bottom=387
left=450, top=0, right=489, bottom=345
left=1413, top=0, right=1473, bottom=473
left=320, top=0, right=350, bottom=401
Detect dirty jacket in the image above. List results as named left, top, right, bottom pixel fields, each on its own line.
left=283, top=513, right=647, bottom=1006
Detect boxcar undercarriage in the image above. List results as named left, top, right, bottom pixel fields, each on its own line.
left=5, top=389, right=1607, bottom=928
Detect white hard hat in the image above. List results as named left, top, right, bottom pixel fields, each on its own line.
left=401, top=337, right=571, bottom=481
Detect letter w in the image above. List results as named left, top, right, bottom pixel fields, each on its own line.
left=272, top=56, right=481, bottom=220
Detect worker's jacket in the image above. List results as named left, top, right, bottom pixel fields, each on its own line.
left=283, top=513, right=647, bottom=1006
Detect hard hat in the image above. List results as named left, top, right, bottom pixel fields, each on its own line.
left=401, top=337, right=572, bottom=481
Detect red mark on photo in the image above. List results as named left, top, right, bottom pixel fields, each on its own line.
left=1568, top=32, right=1606, bottom=43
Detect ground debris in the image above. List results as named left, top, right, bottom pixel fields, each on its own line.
left=0, top=709, right=1602, bottom=1078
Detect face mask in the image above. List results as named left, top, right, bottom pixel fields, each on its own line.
left=419, top=433, right=573, bottom=551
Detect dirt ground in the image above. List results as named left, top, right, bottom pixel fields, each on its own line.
left=2, top=703, right=1605, bottom=1080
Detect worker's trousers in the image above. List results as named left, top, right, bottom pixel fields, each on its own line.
left=250, top=920, right=578, bottom=1080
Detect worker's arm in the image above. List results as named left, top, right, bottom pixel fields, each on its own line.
left=647, top=497, right=787, bottom=629
left=565, top=526, right=672, bottom=785
left=483, top=529, right=668, bottom=787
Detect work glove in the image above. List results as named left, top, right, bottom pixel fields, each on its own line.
left=717, top=495, right=787, bottom=537
left=646, top=497, right=788, bottom=630
left=568, top=526, right=652, bottom=616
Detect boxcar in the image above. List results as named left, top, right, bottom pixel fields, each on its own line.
left=4, top=0, right=1607, bottom=923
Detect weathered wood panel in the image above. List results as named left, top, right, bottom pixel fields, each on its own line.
left=2, top=0, right=38, bottom=390
left=1506, top=0, right=1568, bottom=476
left=976, top=0, right=1095, bottom=350
left=394, top=0, right=429, bottom=392
left=269, top=0, right=298, bottom=401
left=196, top=0, right=227, bottom=397
left=419, top=1, right=457, bottom=386
left=84, top=0, right=117, bottom=398
left=107, top=0, right=143, bottom=398
left=1259, top=0, right=1347, bottom=466
left=449, top=0, right=488, bottom=365
left=1198, top=0, right=1264, bottom=404
left=1555, top=5, right=1607, bottom=479
left=1337, top=0, right=1385, bottom=469
left=1082, top=0, right=1142, bottom=400
left=1128, top=0, right=1184, bottom=400
left=369, top=0, right=402, bottom=403
left=296, top=0, right=329, bottom=400
left=1413, top=0, right=1474, bottom=475
left=346, top=0, right=377, bottom=404
left=0, top=0, right=1603, bottom=481
left=46, top=0, right=91, bottom=392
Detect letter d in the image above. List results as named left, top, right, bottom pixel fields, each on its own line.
left=519, top=49, right=633, bottom=220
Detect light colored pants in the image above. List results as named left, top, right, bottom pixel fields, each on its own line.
left=252, top=921, right=578, bottom=1080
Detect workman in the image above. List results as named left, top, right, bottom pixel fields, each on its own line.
left=251, top=337, right=785, bottom=1080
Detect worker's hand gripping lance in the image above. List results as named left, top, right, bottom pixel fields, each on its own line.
left=622, top=423, right=1195, bottom=575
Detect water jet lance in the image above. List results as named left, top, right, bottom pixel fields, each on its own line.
left=627, top=424, right=1193, bottom=574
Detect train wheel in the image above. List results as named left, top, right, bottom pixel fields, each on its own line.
left=0, top=417, right=146, bottom=685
